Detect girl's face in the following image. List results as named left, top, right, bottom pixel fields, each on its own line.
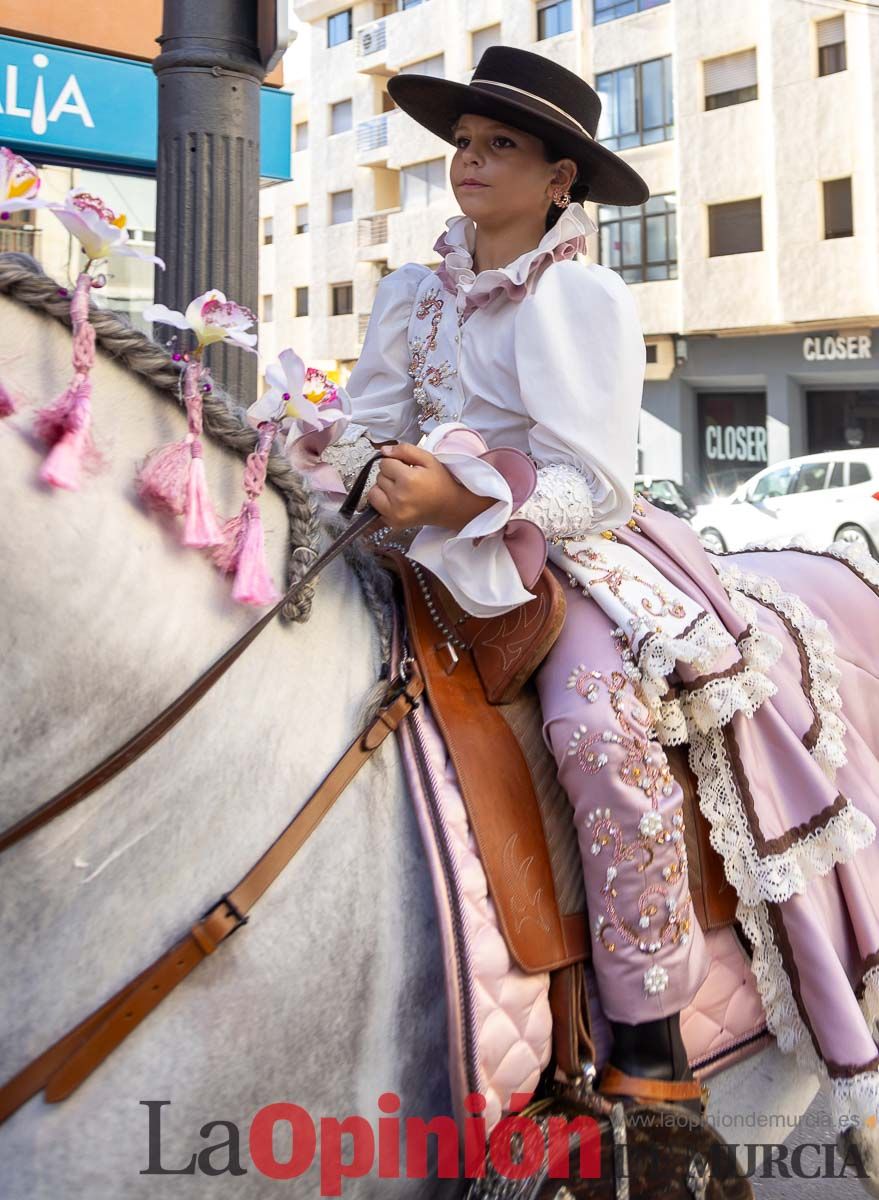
left=449, top=112, right=575, bottom=225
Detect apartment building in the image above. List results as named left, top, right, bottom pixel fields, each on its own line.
left=263, top=0, right=879, bottom=499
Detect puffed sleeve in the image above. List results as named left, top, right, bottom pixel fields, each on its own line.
left=344, top=261, right=432, bottom=444
left=513, top=258, right=645, bottom=535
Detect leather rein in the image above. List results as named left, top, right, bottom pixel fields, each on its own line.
left=0, top=454, right=384, bottom=855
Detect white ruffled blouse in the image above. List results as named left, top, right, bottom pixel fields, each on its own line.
left=343, top=201, right=647, bottom=617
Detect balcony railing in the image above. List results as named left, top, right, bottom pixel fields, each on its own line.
left=356, top=18, right=387, bottom=57
left=357, top=209, right=398, bottom=247
left=356, top=113, right=389, bottom=154
left=0, top=226, right=40, bottom=254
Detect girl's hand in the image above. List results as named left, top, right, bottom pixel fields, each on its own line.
left=368, top=443, right=495, bottom=531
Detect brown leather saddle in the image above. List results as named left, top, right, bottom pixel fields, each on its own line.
left=381, top=549, right=737, bottom=1083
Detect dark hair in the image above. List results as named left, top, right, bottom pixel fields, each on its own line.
left=542, top=137, right=589, bottom=231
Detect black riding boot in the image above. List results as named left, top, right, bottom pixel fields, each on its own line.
left=609, top=1013, right=691, bottom=1081
left=601, top=1012, right=704, bottom=1112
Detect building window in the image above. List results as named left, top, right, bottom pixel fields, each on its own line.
left=823, top=178, right=853, bottom=239
left=598, top=193, right=677, bottom=282
left=708, top=198, right=763, bottom=256
left=295, top=204, right=309, bottom=235
left=399, top=54, right=445, bottom=79
left=645, top=343, right=658, bottom=364
left=594, top=0, right=669, bottom=25
left=817, top=15, right=846, bottom=76
left=295, top=122, right=309, bottom=152
left=262, top=216, right=273, bottom=245
left=471, top=24, right=501, bottom=67
left=704, top=49, right=758, bottom=110
left=332, top=282, right=354, bottom=315
left=330, top=99, right=353, bottom=135
left=537, top=0, right=573, bottom=40
left=295, top=286, right=309, bottom=317
left=597, top=57, right=674, bottom=150
left=330, top=189, right=354, bottom=224
left=327, top=9, right=353, bottom=47
left=261, top=294, right=274, bottom=323
left=401, top=158, right=447, bottom=209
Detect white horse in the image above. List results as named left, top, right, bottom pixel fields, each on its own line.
left=0, top=255, right=827, bottom=1199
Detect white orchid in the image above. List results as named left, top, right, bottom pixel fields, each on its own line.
left=49, top=188, right=165, bottom=268
left=246, top=348, right=350, bottom=448
left=144, top=289, right=257, bottom=353
left=0, top=147, right=47, bottom=214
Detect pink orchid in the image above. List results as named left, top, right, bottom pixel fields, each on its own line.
left=246, top=347, right=350, bottom=452
left=49, top=188, right=165, bottom=267
left=144, top=289, right=257, bottom=352
left=0, top=147, right=47, bottom=215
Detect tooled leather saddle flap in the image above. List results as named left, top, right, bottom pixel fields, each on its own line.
left=382, top=549, right=587, bottom=975
left=422, top=562, right=568, bottom=706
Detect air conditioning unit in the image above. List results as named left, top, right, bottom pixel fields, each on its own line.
left=361, top=30, right=377, bottom=54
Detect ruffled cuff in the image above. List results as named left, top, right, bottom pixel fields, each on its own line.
left=407, top=423, right=548, bottom=618
left=286, top=425, right=376, bottom=498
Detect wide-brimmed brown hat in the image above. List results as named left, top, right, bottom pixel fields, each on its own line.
left=387, top=45, right=649, bottom=207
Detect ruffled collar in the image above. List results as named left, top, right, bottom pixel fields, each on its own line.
left=432, top=201, right=598, bottom=320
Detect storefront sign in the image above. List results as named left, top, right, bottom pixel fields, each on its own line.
left=704, top=424, right=768, bottom=463
left=803, top=334, right=872, bottom=362
left=0, top=35, right=292, bottom=179
left=697, top=391, right=768, bottom=496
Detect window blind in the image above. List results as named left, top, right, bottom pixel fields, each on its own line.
left=704, top=49, right=757, bottom=97
left=472, top=24, right=501, bottom=63
left=817, top=16, right=844, bottom=47
left=399, top=54, right=445, bottom=78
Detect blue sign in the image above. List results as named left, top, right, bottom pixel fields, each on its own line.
left=0, top=35, right=292, bottom=180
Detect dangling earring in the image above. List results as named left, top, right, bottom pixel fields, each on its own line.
left=551, top=186, right=572, bottom=208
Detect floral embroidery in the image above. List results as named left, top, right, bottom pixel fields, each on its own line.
left=566, top=657, right=693, bottom=960
left=562, top=542, right=687, bottom=642
left=407, top=286, right=456, bottom=427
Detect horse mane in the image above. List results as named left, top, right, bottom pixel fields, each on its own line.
left=0, top=251, right=322, bottom=623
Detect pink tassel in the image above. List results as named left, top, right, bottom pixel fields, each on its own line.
left=34, top=273, right=95, bottom=489
left=230, top=501, right=281, bottom=607
left=135, top=361, right=222, bottom=547
left=0, top=380, right=15, bottom=417
left=39, top=420, right=90, bottom=490
left=135, top=436, right=193, bottom=515
left=211, top=508, right=248, bottom=573
left=182, top=442, right=223, bottom=547
left=211, top=421, right=280, bottom=606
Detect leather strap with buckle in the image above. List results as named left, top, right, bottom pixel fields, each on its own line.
left=0, top=663, right=424, bottom=1124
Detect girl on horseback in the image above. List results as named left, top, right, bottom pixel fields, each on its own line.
left=290, top=44, right=879, bottom=1158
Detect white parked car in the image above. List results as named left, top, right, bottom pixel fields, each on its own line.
left=694, top=449, right=879, bottom=557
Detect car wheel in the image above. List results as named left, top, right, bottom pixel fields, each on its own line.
left=699, top=527, right=727, bottom=554
left=834, top=524, right=877, bottom=558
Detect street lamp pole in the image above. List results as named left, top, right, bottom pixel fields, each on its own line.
left=152, top=0, right=265, bottom=399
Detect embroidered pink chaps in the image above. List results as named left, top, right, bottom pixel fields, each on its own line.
left=536, top=501, right=879, bottom=1130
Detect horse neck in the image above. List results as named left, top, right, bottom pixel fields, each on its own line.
left=0, top=290, right=363, bottom=829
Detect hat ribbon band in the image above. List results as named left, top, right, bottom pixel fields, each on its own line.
left=471, top=78, right=594, bottom=140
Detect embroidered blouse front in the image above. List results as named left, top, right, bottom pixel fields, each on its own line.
left=343, top=200, right=648, bottom=617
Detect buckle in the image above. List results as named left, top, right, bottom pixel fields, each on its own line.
left=434, top=640, right=459, bottom=674
left=383, top=658, right=421, bottom=710
left=203, top=893, right=250, bottom=937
